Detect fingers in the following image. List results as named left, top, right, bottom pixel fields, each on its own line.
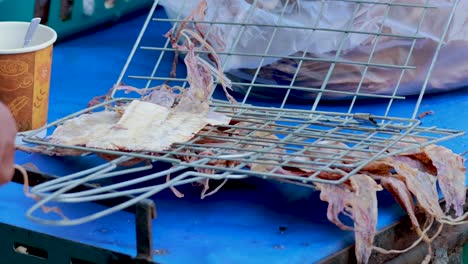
left=0, top=102, right=17, bottom=186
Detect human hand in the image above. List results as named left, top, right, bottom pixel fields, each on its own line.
left=0, top=102, right=17, bottom=186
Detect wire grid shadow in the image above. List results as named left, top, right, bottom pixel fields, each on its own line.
left=24, top=0, right=465, bottom=188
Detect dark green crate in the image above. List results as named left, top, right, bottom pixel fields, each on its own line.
left=463, top=243, right=468, bottom=264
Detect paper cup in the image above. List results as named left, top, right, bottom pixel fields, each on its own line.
left=0, top=22, right=57, bottom=142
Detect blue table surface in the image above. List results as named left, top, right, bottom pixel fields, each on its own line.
left=2, top=7, right=468, bottom=264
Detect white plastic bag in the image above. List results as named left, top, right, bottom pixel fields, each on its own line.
left=159, top=0, right=468, bottom=100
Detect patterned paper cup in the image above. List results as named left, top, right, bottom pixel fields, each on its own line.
left=0, top=21, right=57, bottom=134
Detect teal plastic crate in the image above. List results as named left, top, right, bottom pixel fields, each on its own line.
left=0, top=0, right=153, bottom=39
left=0, top=0, right=37, bottom=22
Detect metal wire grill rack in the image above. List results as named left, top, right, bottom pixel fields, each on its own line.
left=21, top=0, right=465, bottom=225
left=24, top=98, right=463, bottom=184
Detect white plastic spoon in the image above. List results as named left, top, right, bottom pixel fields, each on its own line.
left=23, top=17, right=42, bottom=48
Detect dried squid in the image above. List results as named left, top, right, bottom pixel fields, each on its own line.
left=305, top=138, right=467, bottom=264
left=48, top=26, right=234, bottom=153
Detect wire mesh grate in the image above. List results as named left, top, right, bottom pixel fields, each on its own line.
left=111, top=0, right=460, bottom=116
left=23, top=98, right=463, bottom=186
left=20, top=0, right=466, bottom=225
left=25, top=0, right=465, bottom=182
